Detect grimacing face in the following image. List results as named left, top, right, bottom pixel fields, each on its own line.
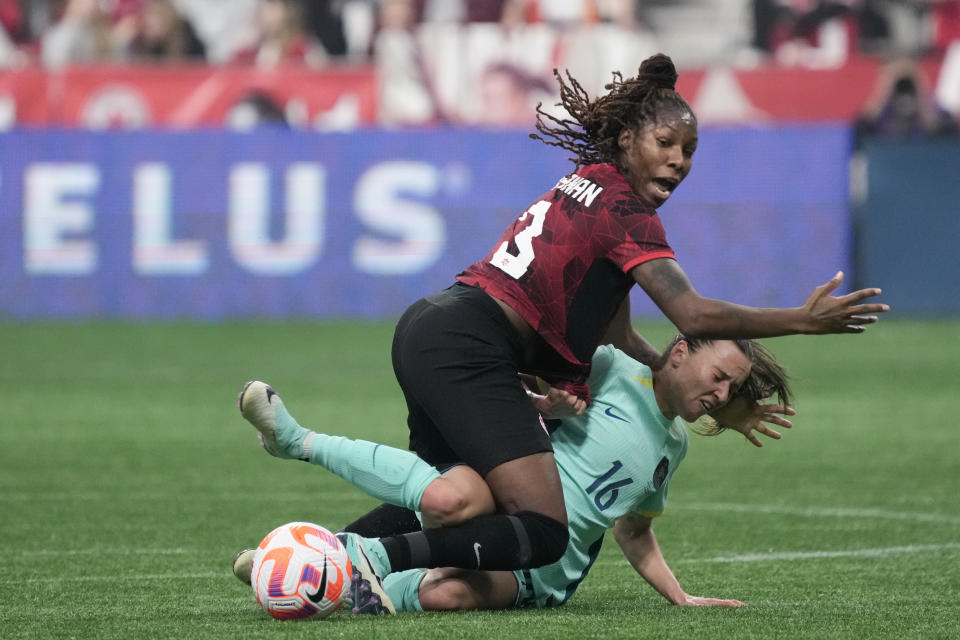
left=617, top=111, right=698, bottom=208
left=664, top=341, right=751, bottom=422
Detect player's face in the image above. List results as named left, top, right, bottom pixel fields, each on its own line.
left=617, top=111, right=697, bottom=208
left=668, top=341, right=751, bottom=422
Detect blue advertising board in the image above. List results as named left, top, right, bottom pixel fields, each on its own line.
left=857, top=140, right=960, bottom=313
left=0, top=125, right=852, bottom=319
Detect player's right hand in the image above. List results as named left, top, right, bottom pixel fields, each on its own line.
left=681, top=595, right=745, bottom=607
left=527, top=386, right=587, bottom=418
left=801, top=271, right=889, bottom=334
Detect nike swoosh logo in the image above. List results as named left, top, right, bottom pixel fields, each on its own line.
left=306, top=553, right=328, bottom=604
left=604, top=407, right=629, bottom=422
left=473, top=542, right=482, bottom=568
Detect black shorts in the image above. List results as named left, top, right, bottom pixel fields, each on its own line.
left=391, top=283, right=552, bottom=476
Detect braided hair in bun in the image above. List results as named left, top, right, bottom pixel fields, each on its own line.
left=531, top=53, right=696, bottom=169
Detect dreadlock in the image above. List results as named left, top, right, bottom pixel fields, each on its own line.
left=530, top=53, right=696, bottom=170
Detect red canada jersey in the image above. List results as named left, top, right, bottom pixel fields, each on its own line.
left=457, top=163, right=674, bottom=381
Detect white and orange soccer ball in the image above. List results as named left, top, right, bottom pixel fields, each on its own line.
left=250, top=521, right=352, bottom=620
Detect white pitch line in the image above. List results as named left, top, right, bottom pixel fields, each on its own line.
left=0, top=492, right=364, bottom=503
left=2, top=572, right=226, bottom=585
left=672, top=502, right=960, bottom=526
left=9, top=545, right=960, bottom=586
left=594, top=542, right=960, bottom=568
left=15, top=548, right=190, bottom=557
left=680, top=542, right=960, bottom=564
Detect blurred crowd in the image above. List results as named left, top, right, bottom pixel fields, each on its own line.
left=752, top=0, right=960, bottom=66
left=1, top=0, right=959, bottom=130
left=0, top=0, right=958, bottom=69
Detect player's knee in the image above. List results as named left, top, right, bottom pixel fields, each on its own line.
left=421, top=488, right=470, bottom=526
left=420, top=472, right=496, bottom=527
left=515, top=510, right=569, bottom=567
left=420, top=484, right=479, bottom=527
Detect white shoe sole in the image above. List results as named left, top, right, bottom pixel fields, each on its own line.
left=238, top=381, right=282, bottom=456
left=232, top=548, right=255, bottom=586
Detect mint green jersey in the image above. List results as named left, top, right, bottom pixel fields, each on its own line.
left=514, top=345, right=688, bottom=608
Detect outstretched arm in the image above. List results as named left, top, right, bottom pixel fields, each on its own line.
left=632, top=259, right=888, bottom=338
left=612, top=512, right=744, bottom=607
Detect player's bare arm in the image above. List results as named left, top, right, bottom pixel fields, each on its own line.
left=602, top=297, right=663, bottom=367
left=612, top=513, right=744, bottom=608
left=632, top=258, right=889, bottom=337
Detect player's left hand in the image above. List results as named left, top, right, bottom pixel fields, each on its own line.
left=681, top=595, right=745, bottom=607
left=800, top=271, right=888, bottom=334
left=709, top=395, right=796, bottom=448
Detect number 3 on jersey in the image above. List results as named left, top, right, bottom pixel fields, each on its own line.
left=490, top=200, right=551, bottom=279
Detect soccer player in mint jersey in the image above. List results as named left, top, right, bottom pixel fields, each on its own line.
left=246, top=52, right=886, bottom=603
left=235, top=336, right=791, bottom=612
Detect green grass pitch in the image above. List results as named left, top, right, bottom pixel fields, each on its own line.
left=1, top=319, right=957, bottom=639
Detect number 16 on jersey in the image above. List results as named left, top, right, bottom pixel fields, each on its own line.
left=490, top=200, right=551, bottom=279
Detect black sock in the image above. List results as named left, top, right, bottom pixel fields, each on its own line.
left=338, top=502, right=423, bottom=538
left=380, top=510, right=568, bottom=571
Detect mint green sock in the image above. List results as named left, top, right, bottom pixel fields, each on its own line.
left=383, top=569, right=427, bottom=612
left=305, top=433, right=440, bottom=512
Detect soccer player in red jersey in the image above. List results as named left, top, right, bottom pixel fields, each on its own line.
left=321, top=54, right=888, bottom=600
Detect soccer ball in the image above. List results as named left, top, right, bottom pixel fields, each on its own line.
left=250, top=521, right=352, bottom=620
